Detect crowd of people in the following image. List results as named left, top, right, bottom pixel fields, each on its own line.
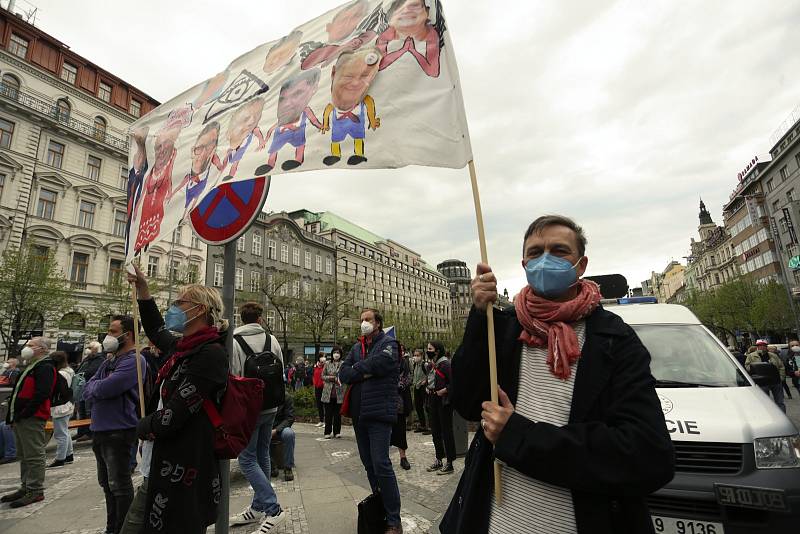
left=2, top=213, right=800, bottom=534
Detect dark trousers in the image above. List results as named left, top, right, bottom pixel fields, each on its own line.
left=314, top=387, right=324, bottom=423
left=760, top=383, right=786, bottom=413
left=353, top=420, right=401, bottom=526
left=413, top=386, right=427, bottom=428
left=324, top=400, right=342, bottom=436
left=429, top=395, right=456, bottom=463
left=76, top=399, right=93, bottom=437
left=782, top=379, right=793, bottom=398
left=92, top=429, right=136, bottom=534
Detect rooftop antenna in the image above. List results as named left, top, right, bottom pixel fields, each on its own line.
left=23, top=7, right=37, bottom=25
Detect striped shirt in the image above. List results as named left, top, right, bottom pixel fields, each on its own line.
left=488, top=320, right=586, bottom=534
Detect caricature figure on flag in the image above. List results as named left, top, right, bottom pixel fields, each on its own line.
left=124, top=0, right=472, bottom=264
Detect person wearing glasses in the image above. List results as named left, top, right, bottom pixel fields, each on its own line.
left=121, top=266, right=229, bottom=534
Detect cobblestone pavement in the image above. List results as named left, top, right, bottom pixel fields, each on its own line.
left=0, top=422, right=467, bottom=534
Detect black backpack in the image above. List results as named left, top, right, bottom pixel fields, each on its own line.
left=235, top=333, right=285, bottom=410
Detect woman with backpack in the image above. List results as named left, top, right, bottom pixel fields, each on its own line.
left=48, top=351, right=74, bottom=468
left=122, top=265, right=228, bottom=534
left=425, top=340, right=455, bottom=475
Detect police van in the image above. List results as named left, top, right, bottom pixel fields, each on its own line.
left=605, top=297, right=799, bottom=534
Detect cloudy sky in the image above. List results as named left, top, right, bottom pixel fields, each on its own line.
left=22, top=0, right=800, bottom=296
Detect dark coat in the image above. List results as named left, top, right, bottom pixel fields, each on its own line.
left=78, top=352, right=105, bottom=381
left=339, top=331, right=400, bottom=425
left=136, top=298, right=228, bottom=534
left=440, top=305, right=675, bottom=534
left=6, top=357, right=56, bottom=423
left=273, top=395, right=295, bottom=434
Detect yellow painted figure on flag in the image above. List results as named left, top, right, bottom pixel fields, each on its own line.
left=321, top=48, right=382, bottom=166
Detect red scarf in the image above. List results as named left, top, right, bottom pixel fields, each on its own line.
left=514, top=279, right=601, bottom=380
left=156, top=325, right=220, bottom=387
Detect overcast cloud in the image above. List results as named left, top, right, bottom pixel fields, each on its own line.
left=25, top=0, right=800, bottom=296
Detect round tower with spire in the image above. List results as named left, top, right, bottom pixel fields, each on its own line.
left=698, top=199, right=716, bottom=241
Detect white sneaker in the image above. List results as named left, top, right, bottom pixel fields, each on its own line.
left=315, top=422, right=325, bottom=427
left=333, top=434, right=342, bottom=439
left=250, top=510, right=286, bottom=533
left=323, top=434, right=332, bottom=439
left=230, top=506, right=266, bottom=526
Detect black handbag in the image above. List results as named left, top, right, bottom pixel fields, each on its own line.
left=357, top=492, right=387, bottom=534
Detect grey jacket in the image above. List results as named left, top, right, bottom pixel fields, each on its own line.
left=321, top=360, right=344, bottom=404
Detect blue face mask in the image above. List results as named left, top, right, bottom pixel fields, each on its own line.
left=164, top=304, right=199, bottom=333
left=525, top=253, right=581, bottom=299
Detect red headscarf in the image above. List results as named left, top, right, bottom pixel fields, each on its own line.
left=155, top=325, right=220, bottom=386
left=514, top=279, right=602, bottom=379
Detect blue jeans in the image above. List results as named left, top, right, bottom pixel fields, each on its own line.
left=354, top=421, right=401, bottom=526
left=238, top=411, right=281, bottom=515
left=53, top=415, right=73, bottom=460
left=278, top=428, right=295, bottom=468
left=0, top=422, right=15, bottom=458
left=76, top=399, right=93, bottom=437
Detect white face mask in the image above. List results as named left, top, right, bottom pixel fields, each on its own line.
left=414, top=356, right=421, bottom=362
left=333, top=352, right=341, bottom=360
left=20, top=346, right=35, bottom=361
left=791, top=346, right=800, bottom=353
left=1, top=362, right=8, bottom=370
left=360, top=320, right=374, bottom=336
left=102, top=334, right=121, bottom=354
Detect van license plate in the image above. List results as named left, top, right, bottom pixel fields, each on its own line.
left=652, top=516, right=724, bottom=534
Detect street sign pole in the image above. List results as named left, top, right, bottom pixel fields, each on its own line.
left=215, top=240, right=236, bottom=534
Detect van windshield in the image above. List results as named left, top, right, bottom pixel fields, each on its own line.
left=630, top=324, right=750, bottom=388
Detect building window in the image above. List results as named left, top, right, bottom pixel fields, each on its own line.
left=266, top=310, right=276, bottom=331
left=130, top=99, right=142, bottom=118
left=214, top=263, right=223, bottom=287
left=0, top=173, right=4, bottom=202
left=304, top=251, right=312, bottom=269
left=36, top=188, right=57, bottom=219
left=119, top=166, right=128, bottom=189
left=93, top=116, right=107, bottom=141
left=766, top=179, right=774, bottom=192
left=780, top=166, right=789, bottom=181
left=98, top=81, right=112, bottom=103
left=191, top=235, right=200, bottom=249
left=86, top=155, right=102, bottom=181
left=147, top=256, right=159, bottom=278
left=280, top=243, right=289, bottom=263
left=46, top=140, right=65, bottom=168
left=70, top=252, right=89, bottom=286
left=326, top=257, right=332, bottom=275
left=303, top=281, right=311, bottom=295
left=237, top=236, right=246, bottom=252
left=170, top=260, right=180, bottom=282
left=252, top=234, right=262, bottom=256
left=292, top=247, right=300, bottom=266
left=235, top=268, right=244, bottom=290
left=113, top=209, right=127, bottom=237
left=316, top=254, right=322, bottom=272
left=251, top=271, right=261, bottom=292
left=268, top=239, right=277, bottom=260
left=77, top=200, right=96, bottom=228
left=55, top=99, right=70, bottom=123
left=108, top=259, right=124, bottom=285
left=8, top=34, right=29, bottom=59
left=187, top=263, right=199, bottom=284
left=172, top=225, right=183, bottom=245
left=0, top=74, right=20, bottom=100
left=292, top=279, right=300, bottom=297
left=0, top=118, right=13, bottom=148
left=60, top=62, right=77, bottom=84
left=788, top=189, right=796, bottom=203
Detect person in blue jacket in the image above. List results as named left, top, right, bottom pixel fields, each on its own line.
left=339, top=308, right=403, bottom=534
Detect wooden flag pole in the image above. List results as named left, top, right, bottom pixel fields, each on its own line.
left=468, top=159, right=502, bottom=503
left=131, top=283, right=146, bottom=418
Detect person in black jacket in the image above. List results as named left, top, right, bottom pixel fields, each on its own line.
left=425, top=340, right=455, bottom=475
left=122, top=265, right=229, bottom=534
left=75, top=341, right=104, bottom=442
left=270, top=395, right=296, bottom=481
left=339, top=308, right=402, bottom=534
left=440, top=215, right=674, bottom=534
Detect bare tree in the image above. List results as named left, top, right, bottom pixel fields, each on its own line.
left=261, top=271, right=301, bottom=359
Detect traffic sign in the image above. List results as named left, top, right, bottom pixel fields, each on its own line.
left=190, top=176, right=271, bottom=245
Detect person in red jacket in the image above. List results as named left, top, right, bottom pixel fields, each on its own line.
left=1, top=337, right=56, bottom=508
left=312, top=355, right=326, bottom=429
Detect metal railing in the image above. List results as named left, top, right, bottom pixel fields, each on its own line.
left=0, top=83, right=129, bottom=152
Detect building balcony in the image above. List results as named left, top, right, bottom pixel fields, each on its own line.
left=0, top=83, right=128, bottom=152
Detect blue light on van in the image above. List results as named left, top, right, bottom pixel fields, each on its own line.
left=618, top=296, right=658, bottom=304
